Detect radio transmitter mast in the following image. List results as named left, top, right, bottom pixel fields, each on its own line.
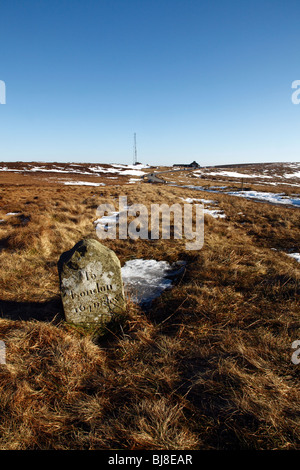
left=133, top=133, right=137, bottom=165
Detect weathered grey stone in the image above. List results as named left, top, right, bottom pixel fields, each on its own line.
left=58, top=238, right=126, bottom=325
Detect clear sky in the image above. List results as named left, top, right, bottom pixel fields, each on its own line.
left=0, top=0, right=300, bottom=166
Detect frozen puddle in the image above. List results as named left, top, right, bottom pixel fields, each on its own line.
left=121, top=259, right=186, bottom=306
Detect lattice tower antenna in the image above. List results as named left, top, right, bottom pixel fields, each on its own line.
left=133, top=133, right=137, bottom=165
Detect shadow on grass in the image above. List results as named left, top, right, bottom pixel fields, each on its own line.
left=0, top=296, right=64, bottom=322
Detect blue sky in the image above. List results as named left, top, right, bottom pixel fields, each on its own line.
left=0, top=0, right=300, bottom=166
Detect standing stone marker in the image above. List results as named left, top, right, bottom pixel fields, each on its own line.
left=58, top=238, right=126, bottom=325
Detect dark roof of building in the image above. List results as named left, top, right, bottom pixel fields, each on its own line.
left=173, top=161, right=200, bottom=168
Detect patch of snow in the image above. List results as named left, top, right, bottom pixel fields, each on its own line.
left=111, top=163, right=150, bottom=170
left=121, top=259, right=186, bottom=305
left=94, top=206, right=130, bottom=231
left=29, top=167, right=72, bottom=173
left=227, top=190, right=300, bottom=207
left=284, top=172, right=300, bottom=178
left=204, top=208, right=226, bottom=218
left=169, top=182, right=300, bottom=207
left=90, top=164, right=146, bottom=177
left=181, top=197, right=217, bottom=205
left=286, top=252, right=300, bottom=262
left=205, top=171, right=255, bottom=178
left=128, top=178, right=141, bottom=184
left=119, top=169, right=145, bottom=176
left=89, top=166, right=120, bottom=174
left=257, top=175, right=274, bottom=178
left=210, top=186, right=228, bottom=190
left=0, top=163, right=148, bottom=177
left=204, top=171, right=274, bottom=179
left=0, top=168, right=23, bottom=172
left=64, top=181, right=106, bottom=186
left=94, top=212, right=120, bottom=230
left=6, top=212, right=21, bottom=216
left=262, top=181, right=300, bottom=187
left=180, top=197, right=225, bottom=216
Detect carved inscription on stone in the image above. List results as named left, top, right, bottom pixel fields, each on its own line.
left=58, top=239, right=126, bottom=325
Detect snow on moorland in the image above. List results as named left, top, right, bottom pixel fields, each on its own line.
left=227, top=190, right=300, bottom=207
left=63, top=181, right=106, bottom=186
left=121, top=259, right=186, bottom=305
left=286, top=253, right=300, bottom=263
left=180, top=197, right=226, bottom=218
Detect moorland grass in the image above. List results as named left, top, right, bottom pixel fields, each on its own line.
left=0, top=167, right=299, bottom=450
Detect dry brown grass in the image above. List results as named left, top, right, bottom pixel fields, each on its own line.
left=0, top=165, right=299, bottom=450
